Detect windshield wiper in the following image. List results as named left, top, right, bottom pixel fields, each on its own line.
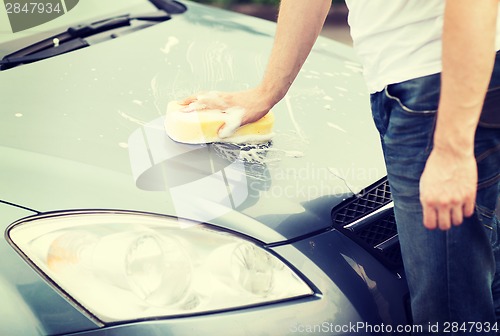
left=0, top=12, right=171, bottom=70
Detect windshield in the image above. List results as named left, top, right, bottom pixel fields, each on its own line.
left=0, top=0, right=159, bottom=56
left=0, top=0, right=186, bottom=68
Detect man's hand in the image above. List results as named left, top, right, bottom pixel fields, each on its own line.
left=419, top=146, right=478, bottom=230
left=179, top=88, right=274, bottom=138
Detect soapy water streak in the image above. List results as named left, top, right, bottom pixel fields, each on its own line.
left=160, top=36, right=179, bottom=55
left=328, top=167, right=362, bottom=198
left=117, top=110, right=149, bottom=127
left=284, top=94, right=307, bottom=142
left=212, top=140, right=304, bottom=166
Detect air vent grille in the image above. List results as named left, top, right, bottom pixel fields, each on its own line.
left=332, top=179, right=392, bottom=226
left=331, top=178, right=403, bottom=270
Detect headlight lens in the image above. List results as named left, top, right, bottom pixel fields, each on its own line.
left=7, top=211, right=312, bottom=322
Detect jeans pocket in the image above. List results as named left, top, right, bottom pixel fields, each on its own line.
left=384, top=73, right=440, bottom=115
left=381, top=74, right=440, bottom=157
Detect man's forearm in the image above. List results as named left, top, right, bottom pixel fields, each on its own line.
left=258, top=0, right=331, bottom=106
left=419, top=0, right=498, bottom=230
left=435, top=0, right=498, bottom=154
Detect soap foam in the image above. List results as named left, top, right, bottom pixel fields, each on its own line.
left=217, top=106, right=245, bottom=138
left=211, top=130, right=305, bottom=165
left=212, top=142, right=274, bottom=164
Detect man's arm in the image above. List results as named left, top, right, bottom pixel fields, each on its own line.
left=257, top=0, right=332, bottom=109
left=419, top=0, right=498, bottom=230
left=181, top=0, right=331, bottom=126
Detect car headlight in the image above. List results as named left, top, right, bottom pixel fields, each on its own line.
left=7, top=211, right=313, bottom=323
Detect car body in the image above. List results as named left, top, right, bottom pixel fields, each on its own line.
left=0, top=1, right=411, bottom=335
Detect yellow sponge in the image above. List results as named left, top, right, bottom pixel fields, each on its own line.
left=164, top=101, right=274, bottom=144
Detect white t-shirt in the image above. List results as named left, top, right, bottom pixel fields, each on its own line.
left=345, top=0, right=500, bottom=93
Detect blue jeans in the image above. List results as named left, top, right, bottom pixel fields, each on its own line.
left=370, top=52, right=500, bottom=335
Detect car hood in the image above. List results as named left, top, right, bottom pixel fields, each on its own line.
left=0, top=1, right=386, bottom=243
